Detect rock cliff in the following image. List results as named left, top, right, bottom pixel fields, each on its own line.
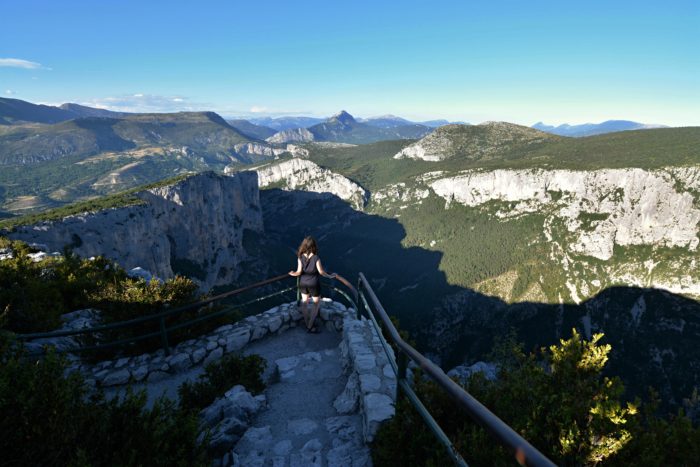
left=8, top=171, right=263, bottom=290
left=371, top=166, right=700, bottom=300
left=250, top=159, right=368, bottom=210
left=266, top=128, right=316, bottom=144
left=429, top=167, right=700, bottom=260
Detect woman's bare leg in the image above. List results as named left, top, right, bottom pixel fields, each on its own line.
left=300, top=293, right=310, bottom=328
left=308, top=296, right=321, bottom=330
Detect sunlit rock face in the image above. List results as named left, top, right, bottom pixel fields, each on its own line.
left=251, top=158, right=369, bottom=211
left=430, top=167, right=700, bottom=261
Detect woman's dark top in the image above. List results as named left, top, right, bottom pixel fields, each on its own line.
left=299, top=254, right=321, bottom=296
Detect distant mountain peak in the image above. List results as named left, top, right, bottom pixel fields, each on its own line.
left=532, top=120, right=669, bottom=137
left=329, top=110, right=355, bottom=124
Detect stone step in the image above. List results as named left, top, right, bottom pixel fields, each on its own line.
left=232, top=415, right=370, bottom=467
left=227, top=332, right=371, bottom=467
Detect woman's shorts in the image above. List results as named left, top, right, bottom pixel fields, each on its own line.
left=300, top=284, right=321, bottom=298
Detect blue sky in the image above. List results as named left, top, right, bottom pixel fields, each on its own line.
left=1, top=0, right=698, bottom=125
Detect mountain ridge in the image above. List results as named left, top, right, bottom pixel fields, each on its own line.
left=267, top=110, right=433, bottom=145
left=533, top=119, right=668, bottom=137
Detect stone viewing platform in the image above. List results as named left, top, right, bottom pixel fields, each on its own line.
left=49, top=299, right=396, bottom=467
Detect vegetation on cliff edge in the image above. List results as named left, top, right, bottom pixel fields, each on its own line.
left=372, top=330, right=700, bottom=466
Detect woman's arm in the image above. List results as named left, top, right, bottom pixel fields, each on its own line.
left=288, top=258, right=302, bottom=276
left=316, top=259, right=336, bottom=279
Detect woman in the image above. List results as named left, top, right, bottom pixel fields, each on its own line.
left=288, top=236, right=336, bottom=333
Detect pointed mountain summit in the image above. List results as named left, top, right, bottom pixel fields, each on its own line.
left=328, top=110, right=356, bottom=126
left=294, top=110, right=431, bottom=144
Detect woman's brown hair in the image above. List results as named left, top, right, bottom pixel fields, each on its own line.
left=297, top=236, right=318, bottom=258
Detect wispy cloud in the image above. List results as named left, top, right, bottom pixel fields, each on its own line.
left=0, top=58, right=47, bottom=69
left=234, top=105, right=319, bottom=118
left=5, top=89, right=17, bottom=95
left=80, top=94, right=210, bottom=113
left=250, top=105, right=269, bottom=113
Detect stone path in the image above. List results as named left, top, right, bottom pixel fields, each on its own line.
left=233, top=326, right=371, bottom=466
left=95, top=301, right=389, bottom=466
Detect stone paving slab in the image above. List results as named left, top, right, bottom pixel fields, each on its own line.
left=232, top=326, right=371, bottom=467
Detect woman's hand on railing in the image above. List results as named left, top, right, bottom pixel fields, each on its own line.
left=288, top=270, right=300, bottom=277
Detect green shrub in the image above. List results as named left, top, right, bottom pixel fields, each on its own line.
left=179, top=353, right=266, bottom=412
left=90, top=275, right=199, bottom=322
left=0, top=236, right=248, bottom=359
left=0, top=336, right=208, bottom=466
left=1, top=238, right=69, bottom=332
left=372, top=329, right=700, bottom=466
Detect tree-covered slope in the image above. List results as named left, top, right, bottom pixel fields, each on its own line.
left=0, top=111, right=281, bottom=213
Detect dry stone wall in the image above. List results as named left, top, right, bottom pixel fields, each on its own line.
left=66, top=300, right=349, bottom=388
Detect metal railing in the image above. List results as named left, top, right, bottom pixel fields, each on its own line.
left=15, top=273, right=358, bottom=356
left=356, top=272, right=556, bottom=467
left=15, top=270, right=555, bottom=466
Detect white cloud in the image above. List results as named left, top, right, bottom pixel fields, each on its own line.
left=250, top=106, right=269, bottom=113
left=5, top=89, right=17, bottom=95
left=80, top=94, right=211, bottom=113
left=0, top=58, right=46, bottom=69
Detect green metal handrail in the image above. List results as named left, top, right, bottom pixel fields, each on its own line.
left=15, top=273, right=358, bottom=356
left=15, top=268, right=555, bottom=466
left=356, top=272, right=556, bottom=467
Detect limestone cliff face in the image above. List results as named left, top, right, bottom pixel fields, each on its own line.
left=252, top=158, right=368, bottom=210
left=233, top=142, right=287, bottom=160
left=231, top=142, right=309, bottom=161
left=429, top=167, right=700, bottom=260
left=8, top=171, right=262, bottom=290
left=372, top=166, right=700, bottom=300
left=266, top=128, right=315, bottom=144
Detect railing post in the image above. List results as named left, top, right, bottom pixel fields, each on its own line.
left=159, top=316, right=170, bottom=356
left=356, top=276, right=364, bottom=320
left=397, top=351, right=407, bottom=402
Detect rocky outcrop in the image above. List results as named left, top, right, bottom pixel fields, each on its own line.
left=266, top=128, right=315, bottom=144
left=429, top=167, right=700, bottom=261
left=200, top=385, right=267, bottom=457
left=447, top=361, right=498, bottom=385
left=252, top=159, right=369, bottom=210
left=8, top=171, right=262, bottom=290
left=372, top=182, right=430, bottom=207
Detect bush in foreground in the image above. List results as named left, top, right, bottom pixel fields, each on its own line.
left=0, top=335, right=208, bottom=466
left=0, top=237, right=199, bottom=334
left=372, top=329, right=700, bottom=466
